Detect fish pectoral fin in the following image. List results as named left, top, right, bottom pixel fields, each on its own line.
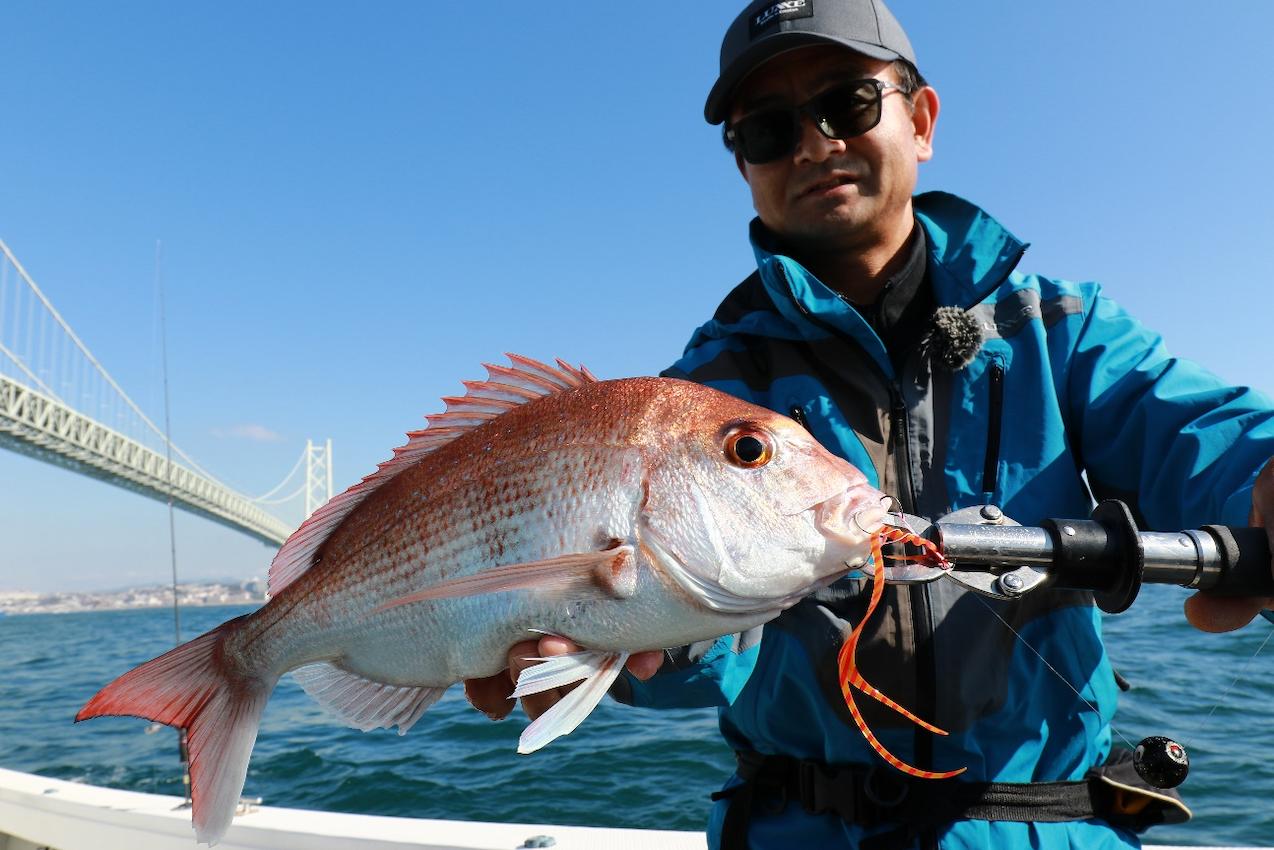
left=374, top=545, right=636, bottom=612
left=291, top=661, right=446, bottom=735
left=515, top=650, right=630, bottom=754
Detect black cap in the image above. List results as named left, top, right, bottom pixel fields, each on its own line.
left=705, top=0, right=916, bottom=125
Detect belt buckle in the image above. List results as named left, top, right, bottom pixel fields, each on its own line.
left=863, top=765, right=910, bottom=809
left=797, top=760, right=830, bottom=815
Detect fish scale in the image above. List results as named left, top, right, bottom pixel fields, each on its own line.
left=77, top=357, right=890, bottom=845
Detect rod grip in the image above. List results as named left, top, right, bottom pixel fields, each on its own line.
left=1199, top=525, right=1274, bottom=596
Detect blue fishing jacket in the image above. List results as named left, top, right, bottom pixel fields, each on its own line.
left=617, top=192, right=1274, bottom=849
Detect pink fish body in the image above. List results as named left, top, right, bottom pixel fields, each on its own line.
left=77, top=357, right=888, bottom=844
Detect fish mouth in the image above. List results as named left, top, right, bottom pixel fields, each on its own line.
left=813, top=487, right=890, bottom=568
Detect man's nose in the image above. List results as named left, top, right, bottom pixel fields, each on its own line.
left=793, top=114, right=845, bottom=164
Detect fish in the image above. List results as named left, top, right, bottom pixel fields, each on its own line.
left=76, top=355, right=894, bottom=844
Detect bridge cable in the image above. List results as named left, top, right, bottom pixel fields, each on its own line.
left=1, top=239, right=292, bottom=542
left=0, top=238, right=222, bottom=487
left=251, top=482, right=307, bottom=506
left=0, top=339, right=62, bottom=400
left=246, top=446, right=307, bottom=502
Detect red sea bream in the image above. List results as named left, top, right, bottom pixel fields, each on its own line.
left=77, top=356, right=890, bottom=844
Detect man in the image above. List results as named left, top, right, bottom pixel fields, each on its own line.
left=467, top=1, right=1274, bottom=847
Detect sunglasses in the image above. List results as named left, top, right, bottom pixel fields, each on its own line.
left=724, top=78, right=906, bottom=165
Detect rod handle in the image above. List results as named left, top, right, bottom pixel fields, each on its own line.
left=1198, top=525, right=1274, bottom=597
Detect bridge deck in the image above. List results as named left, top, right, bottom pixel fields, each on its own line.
left=0, top=374, right=290, bottom=547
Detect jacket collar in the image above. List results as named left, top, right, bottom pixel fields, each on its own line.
left=751, top=190, right=1028, bottom=321
left=912, top=191, right=1029, bottom=309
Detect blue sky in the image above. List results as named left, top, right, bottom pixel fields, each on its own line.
left=1, top=1, right=1271, bottom=592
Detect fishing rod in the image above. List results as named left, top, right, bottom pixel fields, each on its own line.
left=875, top=499, right=1273, bottom=791
left=882, top=500, right=1273, bottom=612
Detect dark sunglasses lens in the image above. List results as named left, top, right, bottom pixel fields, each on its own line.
left=815, top=81, right=883, bottom=140
left=734, top=110, right=799, bottom=164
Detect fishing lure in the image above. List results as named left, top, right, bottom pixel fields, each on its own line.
left=837, top=522, right=967, bottom=779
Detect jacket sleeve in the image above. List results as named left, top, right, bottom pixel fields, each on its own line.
left=1067, top=285, right=1274, bottom=531
left=610, top=628, right=763, bottom=709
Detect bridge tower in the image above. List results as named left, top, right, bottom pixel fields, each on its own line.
left=304, top=438, right=334, bottom=519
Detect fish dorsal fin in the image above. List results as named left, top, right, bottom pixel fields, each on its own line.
left=267, top=355, right=597, bottom=595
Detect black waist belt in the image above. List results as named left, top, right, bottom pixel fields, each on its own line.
left=713, top=749, right=1190, bottom=850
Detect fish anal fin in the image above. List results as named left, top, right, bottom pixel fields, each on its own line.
left=267, top=355, right=597, bottom=596
left=291, top=661, right=446, bottom=735
left=374, top=544, right=636, bottom=613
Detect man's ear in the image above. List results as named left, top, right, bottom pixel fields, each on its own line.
left=911, top=86, right=940, bottom=163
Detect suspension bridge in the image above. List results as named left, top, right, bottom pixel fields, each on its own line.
left=0, top=238, right=329, bottom=547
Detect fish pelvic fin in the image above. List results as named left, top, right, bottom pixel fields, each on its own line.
left=75, top=616, right=274, bottom=846
left=513, top=649, right=629, bottom=754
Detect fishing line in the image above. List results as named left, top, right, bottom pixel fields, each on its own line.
left=975, top=587, right=1274, bottom=765
left=969, top=593, right=1140, bottom=752
left=157, top=239, right=180, bottom=648
left=156, top=238, right=192, bottom=802
left=1203, top=623, right=1274, bottom=721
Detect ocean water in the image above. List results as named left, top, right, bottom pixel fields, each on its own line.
left=0, top=588, right=1271, bottom=846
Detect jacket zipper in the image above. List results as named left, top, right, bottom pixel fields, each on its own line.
left=892, top=380, right=938, bottom=850
left=889, top=384, right=915, bottom=512
left=982, top=359, right=1006, bottom=504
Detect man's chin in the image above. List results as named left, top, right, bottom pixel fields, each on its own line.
left=785, top=211, right=877, bottom=250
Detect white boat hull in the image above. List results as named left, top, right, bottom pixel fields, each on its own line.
left=0, top=767, right=1264, bottom=850
left=0, top=767, right=704, bottom=850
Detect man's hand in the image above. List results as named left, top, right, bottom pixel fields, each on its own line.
left=1185, top=457, right=1274, bottom=632
left=463, top=636, right=665, bottom=721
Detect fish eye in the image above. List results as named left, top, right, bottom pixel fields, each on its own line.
left=725, top=429, right=774, bottom=469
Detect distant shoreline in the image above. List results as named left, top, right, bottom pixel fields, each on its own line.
left=0, top=581, right=267, bottom=617
left=0, top=600, right=265, bottom=617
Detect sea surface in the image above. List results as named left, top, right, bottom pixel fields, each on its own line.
left=1, top=589, right=1271, bottom=846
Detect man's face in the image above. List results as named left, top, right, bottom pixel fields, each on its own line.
left=727, top=45, right=938, bottom=253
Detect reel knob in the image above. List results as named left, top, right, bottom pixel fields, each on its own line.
left=1133, top=736, right=1189, bottom=789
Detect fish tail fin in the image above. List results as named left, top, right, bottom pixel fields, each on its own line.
left=76, top=615, right=273, bottom=845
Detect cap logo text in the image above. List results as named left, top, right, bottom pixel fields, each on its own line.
left=749, top=0, right=813, bottom=39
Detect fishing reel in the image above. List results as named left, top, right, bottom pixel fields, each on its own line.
left=878, top=499, right=1274, bottom=790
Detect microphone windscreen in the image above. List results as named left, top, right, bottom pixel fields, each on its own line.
left=926, top=306, right=984, bottom=371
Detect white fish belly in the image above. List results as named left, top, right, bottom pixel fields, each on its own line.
left=240, top=446, right=658, bottom=683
